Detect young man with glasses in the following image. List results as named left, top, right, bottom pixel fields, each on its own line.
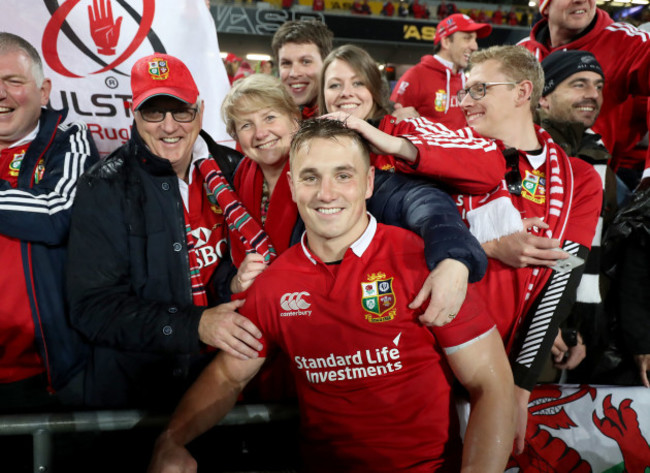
left=335, top=45, right=603, bottom=455
left=66, top=54, right=266, bottom=410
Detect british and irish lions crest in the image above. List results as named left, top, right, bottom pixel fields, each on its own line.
left=361, top=272, right=396, bottom=323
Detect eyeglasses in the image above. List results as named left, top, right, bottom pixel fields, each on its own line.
left=138, top=107, right=199, bottom=123
left=503, top=147, right=522, bottom=196
left=457, top=82, right=519, bottom=102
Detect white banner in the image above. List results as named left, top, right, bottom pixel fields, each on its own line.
left=1, top=0, right=234, bottom=157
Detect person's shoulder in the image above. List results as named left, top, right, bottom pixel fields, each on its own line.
left=375, top=222, right=424, bottom=253
left=569, top=154, right=601, bottom=179
left=568, top=155, right=603, bottom=199
left=84, top=144, right=129, bottom=181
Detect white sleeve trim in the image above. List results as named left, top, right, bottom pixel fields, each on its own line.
left=444, top=325, right=497, bottom=355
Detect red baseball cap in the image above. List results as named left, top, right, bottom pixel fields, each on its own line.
left=225, top=52, right=243, bottom=63
left=434, top=14, right=492, bottom=44
left=130, top=53, right=199, bottom=110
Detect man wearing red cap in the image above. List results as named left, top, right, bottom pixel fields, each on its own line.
left=67, top=53, right=266, bottom=410
left=390, top=13, right=491, bottom=130
left=223, top=52, right=242, bottom=84
left=518, top=0, right=650, bottom=190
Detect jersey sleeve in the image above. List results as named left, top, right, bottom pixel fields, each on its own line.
left=392, top=119, right=507, bottom=194
left=0, top=122, right=99, bottom=244
left=238, top=281, right=277, bottom=358
left=564, top=157, right=603, bottom=248
left=430, top=284, right=496, bottom=351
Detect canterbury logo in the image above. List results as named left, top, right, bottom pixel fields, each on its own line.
left=280, top=292, right=311, bottom=311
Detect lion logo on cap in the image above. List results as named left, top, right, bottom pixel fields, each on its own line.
left=148, top=58, right=169, bottom=80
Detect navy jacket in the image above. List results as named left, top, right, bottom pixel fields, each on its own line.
left=1, top=108, right=99, bottom=392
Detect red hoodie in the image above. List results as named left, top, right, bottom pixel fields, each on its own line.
left=518, top=8, right=650, bottom=171
left=390, top=55, right=468, bottom=130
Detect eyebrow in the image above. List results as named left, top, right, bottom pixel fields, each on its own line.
left=298, top=164, right=357, bottom=176
left=568, top=77, right=604, bottom=86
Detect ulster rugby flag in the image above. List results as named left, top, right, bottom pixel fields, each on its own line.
left=0, top=0, right=233, bottom=156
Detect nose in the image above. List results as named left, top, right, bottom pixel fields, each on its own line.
left=341, top=82, right=353, bottom=96
left=317, top=176, right=336, bottom=202
left=469, top=38, right=478, bottom=51
left=160, top=111, right=178, bottom=132
left=584, top=83, right=601, bottom=100
left=254, top=122, right=269, bottom=140
left=460, top=92, right=473, bottom=108
left=289, top=62, right=301, bottom=78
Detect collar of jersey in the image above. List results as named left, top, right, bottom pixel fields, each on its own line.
left=300, top=213, right=377, bottom=265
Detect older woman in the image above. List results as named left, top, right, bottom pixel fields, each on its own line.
left=318, top=44, right=504, bottom=193
left=222, top=73, right=487, bottom=325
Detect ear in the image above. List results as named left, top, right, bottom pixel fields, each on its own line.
left=365, top=165, right=375, bottom=200
left=516, top=80, right=534, bottom=107
left=40, top=78, right=52, bottom=107
left=287, top=170, right=297, bottom=203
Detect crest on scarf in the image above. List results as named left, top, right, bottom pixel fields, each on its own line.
left=148, top=58, right=169, bottom=80
left=522, top=169, right=546, bottom=205
left=361, top=272, right=396, bottom=323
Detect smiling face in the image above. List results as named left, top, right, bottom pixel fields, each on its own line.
left=547, top=0, right=597, bottom=45
left=0, top=49, right=51, bottom=150
left=134, top=95, right=203, bottom=180
left=289, top=136, right=374, bottom=261
left=323, top=59, right=376, bottom=120
left=278, top=42, right=323, bottom=108
left=234, top=106, right=299, bottom=172
left=460, top=59, right=519, bottom=140
left=540, top=71, right=603, bottom=127
left=441, top=31, right=479, bottom=72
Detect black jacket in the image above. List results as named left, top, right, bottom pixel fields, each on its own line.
left=67, top=127, right=241, bottom=410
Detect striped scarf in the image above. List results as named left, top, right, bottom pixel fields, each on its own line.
left=196, top=157, right=277, bottom=265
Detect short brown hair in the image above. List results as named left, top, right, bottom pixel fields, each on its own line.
left=271, top=20, right=334, bottom=62
left=469, top=45, right=543, bottom=115
left=319, top=45, right=390, bottom=121
left=221, top=74, right=300, bottom=139
left=290, top=118, right=371, bottom=171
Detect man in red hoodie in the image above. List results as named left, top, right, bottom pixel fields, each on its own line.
left=390, top=13, right=491, bottom=130
left=518, top=0, right=650, bottom=187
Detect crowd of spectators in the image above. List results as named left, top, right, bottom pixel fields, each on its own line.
left=2, top=0, right=650, bottom=469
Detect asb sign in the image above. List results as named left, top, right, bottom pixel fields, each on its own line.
left=1, top=0, right=232, bottom=156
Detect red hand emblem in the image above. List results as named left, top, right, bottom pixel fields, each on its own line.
left=593, top=395, right=650, bottom=472
left=88, top=0, right=123, bottom=55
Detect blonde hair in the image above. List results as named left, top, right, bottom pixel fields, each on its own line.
left=469, top=45, right=543, bottom=115
left=221, top=74, right=300, bottom=139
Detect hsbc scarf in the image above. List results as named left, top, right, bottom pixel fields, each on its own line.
left=196, top=157, right=277, bottom=269
left=232, top=158, right=297, bottom=267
